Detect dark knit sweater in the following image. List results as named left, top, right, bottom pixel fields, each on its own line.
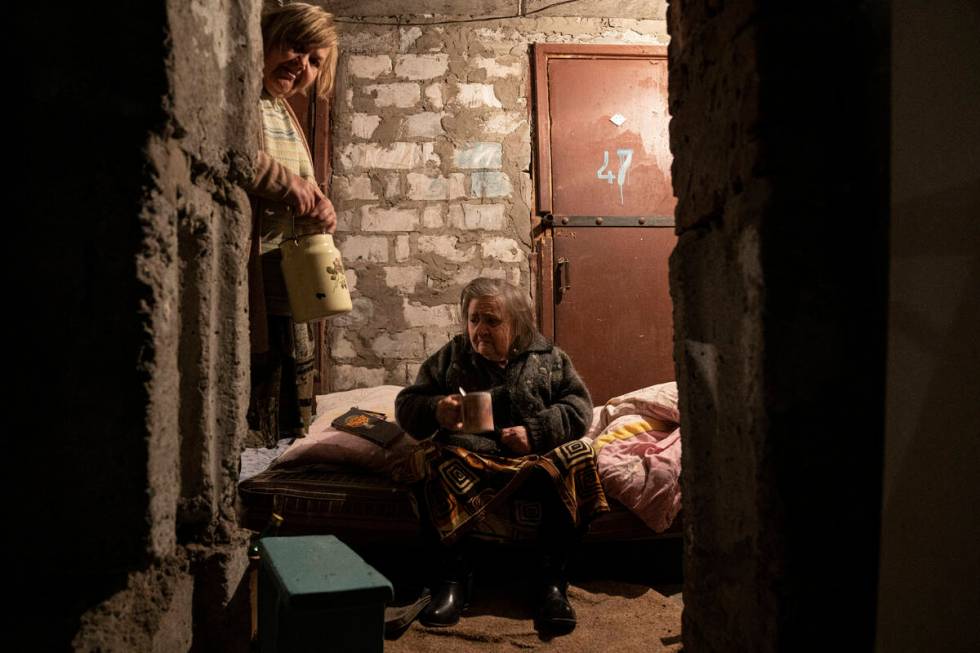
left=395, top=333, right=593, bottom=455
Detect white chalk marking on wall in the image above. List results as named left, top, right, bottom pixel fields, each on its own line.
left=595, top=148, right=634, bottom=205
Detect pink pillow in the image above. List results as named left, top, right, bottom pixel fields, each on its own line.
left=274, top=403, right=418, bottom=473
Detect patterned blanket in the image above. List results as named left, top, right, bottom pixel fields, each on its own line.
left=394, top=439, right=609, bottom=545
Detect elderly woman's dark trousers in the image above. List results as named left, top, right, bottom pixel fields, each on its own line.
left=417, top=468, right=581, bottom=627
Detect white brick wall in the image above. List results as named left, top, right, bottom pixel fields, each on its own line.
left=360, top=206, right=420, bottom=231
left=372, top=330, right=425, bottom=359
left=384, top=266, right=425, bottom=293
left=383, top=174, right=401, bottom=199
left=471, top=56, right=521, bottom=78
left=329, top=330, right=358, bottom=358
left=454, top=83, right=503, bottom=108
left=485, top=267, right=511, bottom=282
left=453, top=143, right=503, bottom=169
left=470, top=171, right=513, bottom=198
left=422, top=142, right=441, bottom=165
left=351, top=113, right=382, bottom=139
left=483, top=111, right=525, bottom=135
left=341, top=29, right=398, bottom=54
left=422, top=206, right=444, bottom=228
left=399, top=26, right=422, bottom=53
left=395, top=235, right=411, bottom=262
left=422, top=327, right=459, bottom=355
left=335, top=175, right=377, bottom=201
left=364, top=82, right=421, bottom=108
left=406, top=173, right=467, bottom=201
left=334, top=210, right=355, bottom=232
left=444, top=266, right=507, bottom=290
left=332, top=297, right=374, bottom=328
left=519, top=171, right=533, bottom=207
left=344, top=269, right=358, bottom=292
left=481, top=237, right=525, bottom=263
left=448, top=203, right=507, bottom=230
left=349, top=55, right=391, bottom=79
left=403, top=299, right=457, bottom=327
left=418, top=235, right=478, bottom=263
left=514, top=140, right=532, bottom=171
left=425, top=84, right=444, bottom=109
left=329, top=16, right=669, bottom=378
left=331, top=365, right=387, bottom=391
left=395, top=54, right=449, bottom=80
left=403, top=112, right=444, bottom=138
left=338, top=235, right=389, bottom=262
left=339, top=143, right=421, bottom=170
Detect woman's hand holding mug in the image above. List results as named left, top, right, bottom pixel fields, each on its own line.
left=436, top=394, right=463, bottom=431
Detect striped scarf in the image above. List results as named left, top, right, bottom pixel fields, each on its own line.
left=260, top=96, right=315, bottom=180
left=259, top=96, right=317, bottom=253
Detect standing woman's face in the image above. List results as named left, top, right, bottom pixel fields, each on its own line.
left=263, top=43, right=328, bottom=98
left=467, top=296, right=513, bottom=363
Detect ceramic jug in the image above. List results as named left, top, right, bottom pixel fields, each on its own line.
left=279, top=233, right=352, bottom=323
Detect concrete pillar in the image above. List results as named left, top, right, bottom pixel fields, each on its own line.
left=27, top=1, right=260, bottom=649
left=668, top=2, right=890, bottom=650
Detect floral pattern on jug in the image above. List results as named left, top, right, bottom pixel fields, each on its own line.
left=326, top=257, right=348, bottom=290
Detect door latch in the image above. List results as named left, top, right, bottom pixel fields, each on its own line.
left=556, top=257, right=571, bottom=301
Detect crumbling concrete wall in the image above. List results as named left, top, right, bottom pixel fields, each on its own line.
left=668, top=1, right=889, bottom=651
left=32, top=1, right=260, bottom=650
left=321, top=1, right=669, bottom=388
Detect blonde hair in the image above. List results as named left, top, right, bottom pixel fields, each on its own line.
left=460, top=278, right=538, bottom=355
left=261, top=2, right=339, bottom=99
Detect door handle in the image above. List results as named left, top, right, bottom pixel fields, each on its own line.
left=556, top=257, right=571, bottom=301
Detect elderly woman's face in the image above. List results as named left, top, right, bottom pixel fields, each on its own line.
left=263, top=43, right=328, bottom=98
left=467, top=296, right=513, bottom=363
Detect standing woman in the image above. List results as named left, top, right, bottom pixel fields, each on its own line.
left=244, top=3, right=339, bottom=446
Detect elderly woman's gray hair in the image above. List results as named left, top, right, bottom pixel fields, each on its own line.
left=459, top=277, right=537, bottom=354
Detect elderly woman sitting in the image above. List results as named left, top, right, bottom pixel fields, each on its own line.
left=396, top=277, right=608, bottom=634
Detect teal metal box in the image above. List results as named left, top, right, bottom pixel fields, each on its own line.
left=258, top=535, right=393, bottom=652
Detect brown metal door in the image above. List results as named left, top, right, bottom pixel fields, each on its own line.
left=533, top=45, right=675, bottom=404
left=553, top=227, right=675, bottom=404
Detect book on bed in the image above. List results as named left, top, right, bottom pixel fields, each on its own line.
left=331, top=408, right=405, bottom=448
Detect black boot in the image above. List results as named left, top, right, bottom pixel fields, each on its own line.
left=534, top=555, right=576, bottom=633
left=419, top=552, right=473, bottom=627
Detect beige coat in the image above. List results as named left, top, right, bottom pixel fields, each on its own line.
left=244, top=99, right=314, bottom=354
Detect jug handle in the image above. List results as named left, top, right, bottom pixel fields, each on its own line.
left=289, top=201, right=330, bottom=242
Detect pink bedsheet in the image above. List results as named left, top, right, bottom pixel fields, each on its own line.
left=583, top=382, right=681, bottom=533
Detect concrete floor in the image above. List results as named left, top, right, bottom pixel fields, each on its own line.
left=369, top=538, right=685, bottom=652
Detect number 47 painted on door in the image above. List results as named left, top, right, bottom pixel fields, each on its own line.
left=596, top=148, right=634, bottom=205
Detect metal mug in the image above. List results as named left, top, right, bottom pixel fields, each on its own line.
left=460, top=392, right=494, bottom=433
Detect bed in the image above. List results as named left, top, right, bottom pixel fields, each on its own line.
left=237, top=383, right=682, bottom=545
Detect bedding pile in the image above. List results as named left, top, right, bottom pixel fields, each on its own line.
left=583, top=382, right=682, bottom=532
